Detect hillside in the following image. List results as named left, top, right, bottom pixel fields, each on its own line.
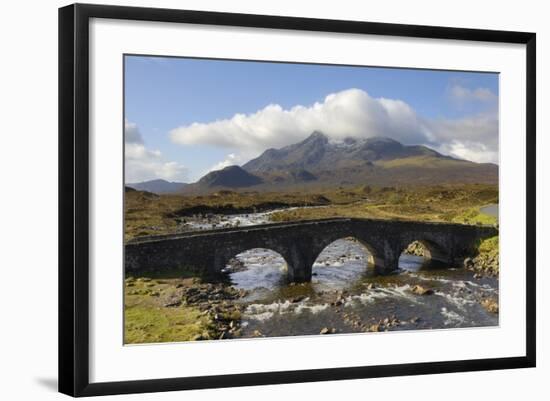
left=183, top=165, right=263, bottom=192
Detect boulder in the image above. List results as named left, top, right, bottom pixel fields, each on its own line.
left=368, top=324, right=381, bottom=332
left=411, top=285, right=434, bottom=296
left=481, top=298, right=499, bottom=313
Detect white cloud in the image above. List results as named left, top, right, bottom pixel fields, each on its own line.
left=208, top=153, right=240, bottom=172
left=124, top=119, right=143, bottom=144
left=170, top=89, right=427, bottom=153
left=125, top=121, right=188, bottom=183
left=434, top=140, right=498, bottom=164
left=424, top=113, right=498, bottom=163
left=125, top=143, right=161, bottom=160
left=449, top=84, right=497, bottom=104
left=169, top=88, right=499, bottom=168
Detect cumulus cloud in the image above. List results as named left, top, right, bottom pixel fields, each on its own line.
left=169, top=87, right=498, bottom=167
left=449, top=84, right=497, bottom=104
left=124, top=119, right=144, bottom=144
left=434, top=141, right=498, bottom=164
left=125, top=120, right=188, bottom=183
left=170, top=89, right=427, bottom=153
left=420, top=111, right=498, bottom=165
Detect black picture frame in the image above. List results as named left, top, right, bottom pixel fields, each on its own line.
left=58, top=3, right=536, bottom=397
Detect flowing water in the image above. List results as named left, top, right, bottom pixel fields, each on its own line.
left=215, top=210, right=499, bottom=338
left=179, top=206, right=325, bottom=231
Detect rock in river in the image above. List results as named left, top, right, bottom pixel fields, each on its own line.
left=481, top=298, right=499, bottom=313
left=411, top=285, right=434, bottom=296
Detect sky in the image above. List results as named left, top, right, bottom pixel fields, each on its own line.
left=124, top=55, right=499, bottom=183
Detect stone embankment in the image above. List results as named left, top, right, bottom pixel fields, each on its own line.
left=179, top=281, right=249, bottom=340
left=463, top=253, right=498, bottom=277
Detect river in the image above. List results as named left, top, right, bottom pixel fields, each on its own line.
left=188, top=208, right=499, bottom=337
left=178, top=206, right=323, bottom=231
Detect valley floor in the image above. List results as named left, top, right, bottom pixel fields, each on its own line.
left=124, top=183, right=498, bottom=241
left=124, top=183, right=499, bottom=344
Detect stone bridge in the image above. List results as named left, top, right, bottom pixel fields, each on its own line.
left=125, top=218, right=498, bottom=282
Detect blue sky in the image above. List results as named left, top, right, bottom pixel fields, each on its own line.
left=124, top=55, right=499, bottom=183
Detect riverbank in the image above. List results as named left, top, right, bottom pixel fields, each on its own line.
left=124, top=275, right=251, bottom=343
left=124, top=185, right=499, bottom=343
left=464, top=236, right=499, bottom=277
left=125, top=238, right=499, bottom=344
left=460, top=204, right=498, bottom=277
left=125, top=188, right=337, bottom=241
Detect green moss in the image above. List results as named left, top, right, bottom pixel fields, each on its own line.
left=220, top=310, right=242, bottom=321
left=124, top=304, right=211, bottom=344
left=476, top=235, right=499, bottom=264
left=472, top=235, right=499, bottom=275
left=126, top=266, right=208, bottom=281
left=479, top=236, right=499, bottom=253
left=124, top=277, right=215, bottom=344
left=451, top=207, right=497, bottom=225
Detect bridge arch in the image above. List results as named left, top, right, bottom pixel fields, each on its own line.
left=313, top=236, right=381, bottom=270
left=215, top=242, right=292, bottom=275
left=312, top=235, right=387, bottom=274
left=398, top=238, right=450, bottom=266
left=223, top=247, right=289, bottom=289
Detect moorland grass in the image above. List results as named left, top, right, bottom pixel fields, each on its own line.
left=125, top=183, right=498, bottom=241
left=124, top=277, right=214, bottom=344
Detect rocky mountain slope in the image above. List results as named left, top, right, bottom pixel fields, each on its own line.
left=184, top=132, right=497, bottom=193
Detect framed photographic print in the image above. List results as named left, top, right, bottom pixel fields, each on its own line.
left=58, top=3, right=536, bottom=397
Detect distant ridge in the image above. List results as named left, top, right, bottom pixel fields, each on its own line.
left=127, top=179, right=187, bottom=194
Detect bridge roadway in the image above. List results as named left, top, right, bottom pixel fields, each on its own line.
left=125, top=217, right=498, bottom=282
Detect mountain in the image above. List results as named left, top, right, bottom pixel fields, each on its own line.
left=127, top=179, right=187, bottom=194
left=195, top=165, right=263, bottom=188
left=244, top=131, right=442, bottom=172
left=270, top=169, right=318, bottom=184
left=186, top=132, right=498, bottom=193
left=241, top=132, right=498, bottom=187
